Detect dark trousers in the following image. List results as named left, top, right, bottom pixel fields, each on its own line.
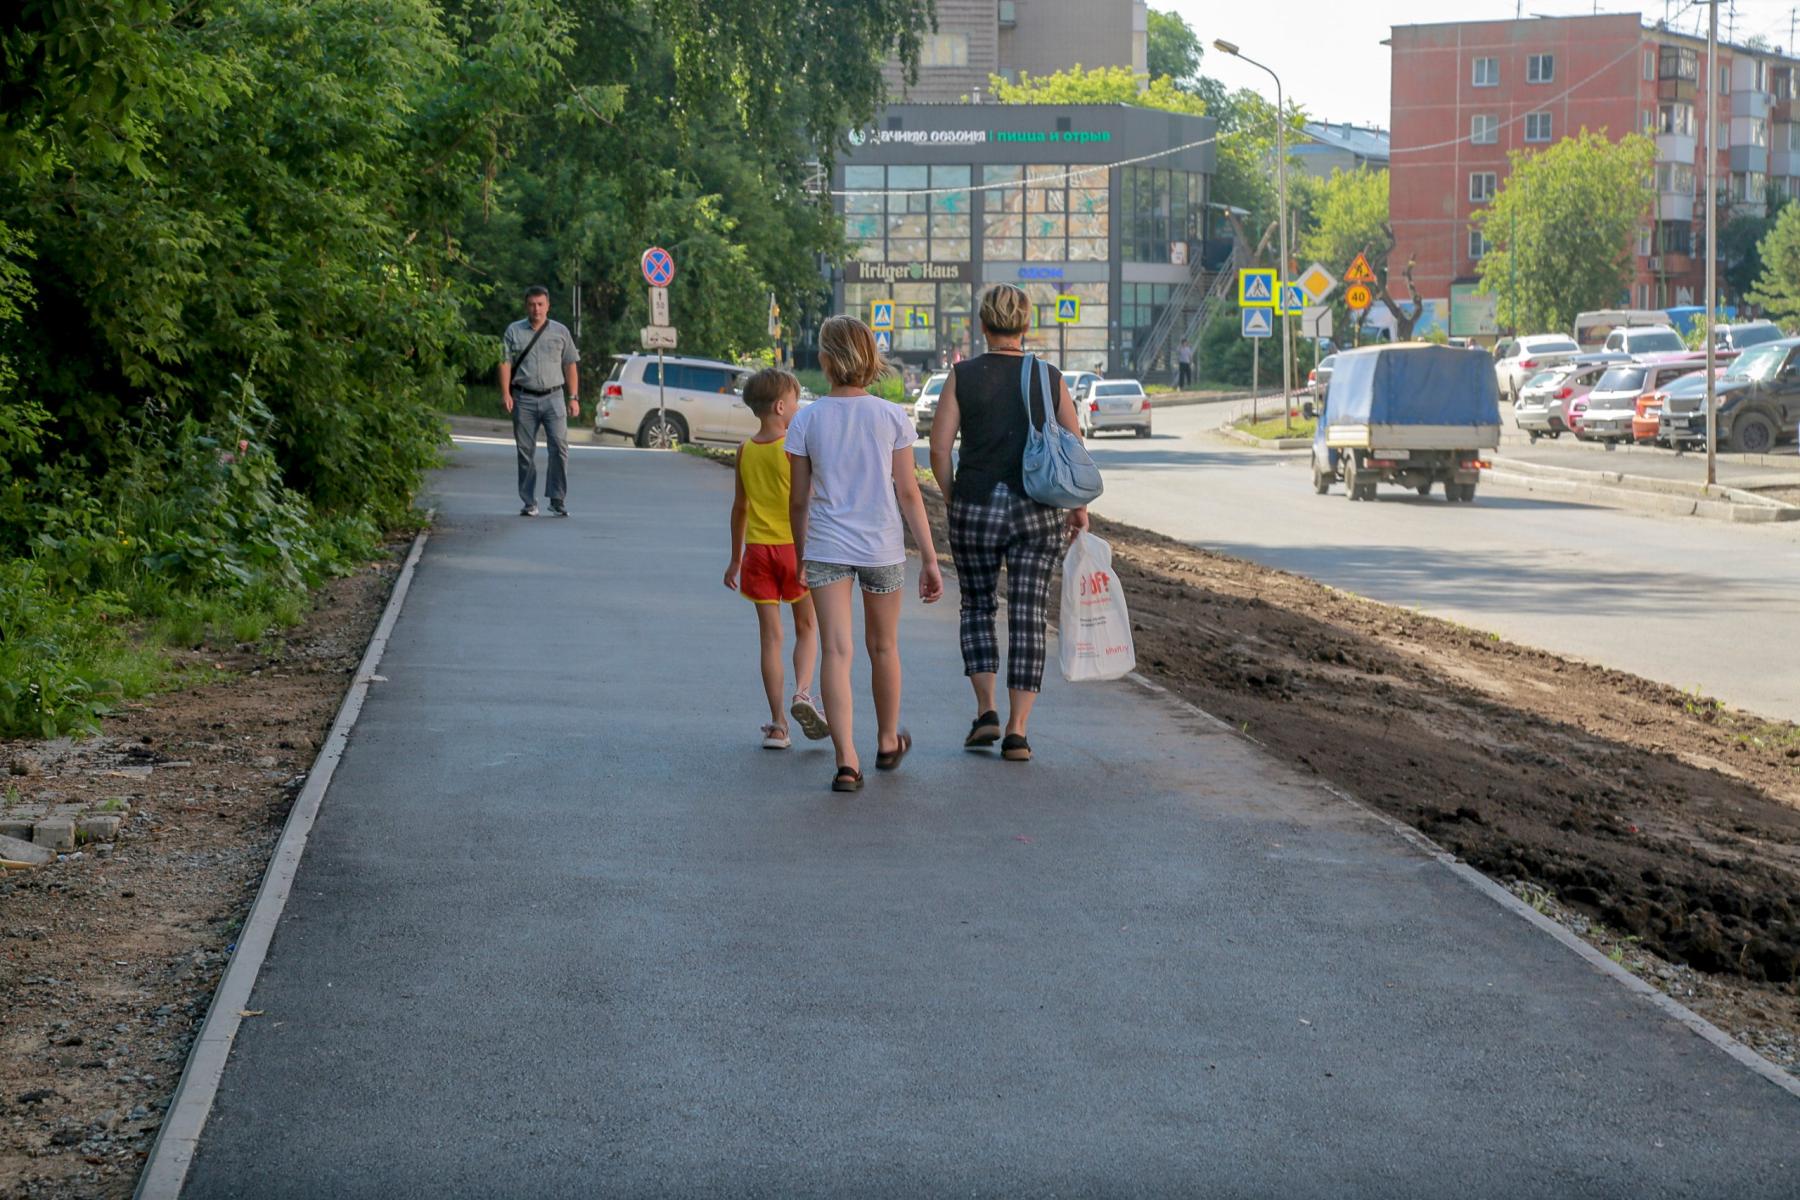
left=1177, top=361, right=1193, bottom=388
left=514, top=390, right=569, bottom=505
left=948, top=483, right=1064, bottom=693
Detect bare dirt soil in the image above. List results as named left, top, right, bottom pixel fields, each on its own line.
left=0, top=549, right=402, bottom=1200
left=913, top=485, right=1800, bottom=1076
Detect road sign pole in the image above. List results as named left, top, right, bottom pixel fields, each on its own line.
left=1252, top=337, right=1260, bottom=423
left=657, top=348, right=667, bottom=442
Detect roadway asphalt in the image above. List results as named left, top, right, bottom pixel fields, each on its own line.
left=181, top=438, right=1800, bottom=1198
left=1075, top=403, right=1800, bottom=722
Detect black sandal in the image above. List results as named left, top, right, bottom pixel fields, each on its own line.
left=875, top=730, right=912, bottom=771
left=965, top=710, right=1001, bottom=749
left=1001, top=733, right=1032, bottom=762
left=832, top=766, right=864, bottom=792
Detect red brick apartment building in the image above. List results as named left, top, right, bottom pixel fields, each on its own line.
left=1389, top=13, right=1800, bottom=337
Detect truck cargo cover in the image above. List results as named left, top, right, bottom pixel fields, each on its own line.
left=1324, top=344, right=1501, bottom=430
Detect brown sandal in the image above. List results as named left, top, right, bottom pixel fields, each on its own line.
left=832, top=766, right=864, bottom=792
left=875, top=730, right=912, bottom=771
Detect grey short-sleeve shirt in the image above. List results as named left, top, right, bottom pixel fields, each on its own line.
left=503, top=318, right=580, bottom=392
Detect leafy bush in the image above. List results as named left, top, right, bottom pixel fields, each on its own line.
left=0, top=561, right=159, bottom=738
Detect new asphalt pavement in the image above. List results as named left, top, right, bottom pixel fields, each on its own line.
left=179, top=437, right=1800, bottom=1198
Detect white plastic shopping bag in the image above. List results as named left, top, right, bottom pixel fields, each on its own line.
left=1059, top=532, right=1136, bottom=682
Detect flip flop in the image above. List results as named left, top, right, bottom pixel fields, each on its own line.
left=875, top=729, right=912, bottom=771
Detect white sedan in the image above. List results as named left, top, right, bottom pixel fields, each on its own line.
left=1081, top=379, right=1152, bottom=438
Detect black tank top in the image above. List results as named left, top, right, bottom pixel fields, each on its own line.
left=951, top=353, right=1061, bottom=504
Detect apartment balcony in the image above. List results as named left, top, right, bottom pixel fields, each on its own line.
left=1772, top=95, right=1796, bottom=123
left=1653, top=190, right=1695, bottom=222
left=1732, top=89, right=1772, bottom=120
left=1731, top=144, right=1768, bottom=173
left=1772, top=141, right=1800, bottom=175
left=1656, top=133, right=1696, bottom=163
left=1658, top=76, right=1697, bottom=102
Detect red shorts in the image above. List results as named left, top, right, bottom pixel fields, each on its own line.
left=741, top=543, right=807, bottom=605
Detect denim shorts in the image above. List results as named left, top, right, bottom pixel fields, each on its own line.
left=802, top=560, right=906, bottom=594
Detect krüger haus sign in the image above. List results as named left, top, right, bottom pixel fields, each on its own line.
left=843, top=261, right=974, bottom=284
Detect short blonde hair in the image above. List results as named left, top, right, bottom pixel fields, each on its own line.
left=817, top=315, right=888, bottom=389
left=979, top=284, right=1032, bottom=336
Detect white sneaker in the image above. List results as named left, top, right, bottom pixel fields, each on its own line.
left=789, top=693, right=830, bottom=741
left=761, top=723, right=791, bottom=750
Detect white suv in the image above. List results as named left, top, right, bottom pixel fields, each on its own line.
left=597, top=353, right=753, bottom=447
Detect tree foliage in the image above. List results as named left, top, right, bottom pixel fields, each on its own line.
left=1146, top=8, right=1204, bottom=86
left=1749, top=200, right=1800, bottom=324
left=1472, top=130, right=1655, bottom=334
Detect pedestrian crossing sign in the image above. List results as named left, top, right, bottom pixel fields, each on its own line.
left=1241, top=308, right=1273, bottom=339
left=1281, top=283, right=1308, bottom=316
left=1054, top=295, right=1080, bottom=324
left=1238, top=268, right=1277, bottom=307
left=873, top=329, right=893, bottom=353
left=870, top=300, right=895, bottom=331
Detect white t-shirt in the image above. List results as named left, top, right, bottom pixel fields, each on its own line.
left=785, top=393, right=916, bottom=567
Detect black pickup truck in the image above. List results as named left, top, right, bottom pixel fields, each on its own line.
left=1661, top=336, right=1800, bottom=454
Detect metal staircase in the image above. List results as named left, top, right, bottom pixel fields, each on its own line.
left=1135, top=246, right=1241, bottom=382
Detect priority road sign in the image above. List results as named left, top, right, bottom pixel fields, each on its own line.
left=1344, top=252, right=1376, bottom=285
left=1345, top=283, right=1374, bottom=310
left=1238, top=268, right=1277, bottom=307
left=873, top=329, right=893, bottom=353
left=1241, top=308, right=1273, bottom=339
left=1054, top=294, right=1080, bottom=324
left=870, top=300, right=895, bottom=331
left=1297, top=262, right=1338, bottom=304
left=641, top=246, right=675, bottom=287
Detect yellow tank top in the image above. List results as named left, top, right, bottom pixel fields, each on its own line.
left=739, top=436, right=792, bottom=544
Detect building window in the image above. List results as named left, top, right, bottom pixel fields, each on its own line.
left=844, top=164, right=973, bottom=264
left=1653, top=162, right=1694, bottom=193
left=1720, top=63, right=1730, bottom=94
left=1638, top=228, right=1652, bottom=256
left=1469, top=229, right=1489, bottom=260
left=1638, top=283, right=1651, bottom=309
left=1120, top=165, right=1197, bottom=264
left=1752, top=118, right=1768, bottom=146
left=1657, top=221, right=1693, bottom=256
left=1469, top=171, right=1497, bottom=202
left=1472, top=114, right=1499, bottom=144
left=1645, top=49, right=1656, bottom=81
left=1527, top=54, right=1555, bottom=84
left=1472, top=56, right=1498, bottom=87
left=1733, top=171, right=1768, bottom=203
left=919, top=32, right=968, bottom=67
left=1525, top=112, right=1552, bottom=142
left=1660, top=45, right=1698, bottom=83
left=1658, top=103, right=1694, bottom=136
left=1790, top=122, right=1800, bottom=151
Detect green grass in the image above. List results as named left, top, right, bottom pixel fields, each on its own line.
left=1234, top=415, right=1317, bottom=440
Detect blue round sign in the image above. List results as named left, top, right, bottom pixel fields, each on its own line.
left=641, top=247, right=675, bottom=287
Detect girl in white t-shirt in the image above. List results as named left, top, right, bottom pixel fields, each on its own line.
left=786, top=316, right=943, bottom=792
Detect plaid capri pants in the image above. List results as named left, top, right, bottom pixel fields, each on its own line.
left=948, top=482, right=1065, bottom=693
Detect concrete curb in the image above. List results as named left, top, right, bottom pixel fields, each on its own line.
left=1218, top=425, right=1313, bottom=451
left=1118, top=671, right=1800, bottom=1102
left=134, top=522, right=434, bottom=1200
left=1485, top=460, right=1800, bottom=523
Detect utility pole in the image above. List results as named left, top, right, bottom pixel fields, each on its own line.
left=1705, top=0, right=1720, bottom=487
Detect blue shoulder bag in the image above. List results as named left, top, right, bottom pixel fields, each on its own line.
left=1019, top=354, right=1103, bottom=508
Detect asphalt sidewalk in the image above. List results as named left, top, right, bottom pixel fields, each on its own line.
left=179, top=439, right=1799, bottom=1198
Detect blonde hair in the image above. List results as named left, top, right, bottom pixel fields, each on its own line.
left=979, top=284, right=1032, bottom=336
left=817, top=315, right=888, bottom=389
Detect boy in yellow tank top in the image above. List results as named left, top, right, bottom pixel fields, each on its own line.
left=724, top=368, right=828, bottom=749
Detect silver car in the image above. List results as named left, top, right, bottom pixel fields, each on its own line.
left=1511, top=368, right=1567, bottom=440
left=1081, top=379, right=1152, bottom=438
left=911, top=371, right=948, bottom=435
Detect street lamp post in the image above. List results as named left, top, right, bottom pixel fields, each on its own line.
left=1704, top=0, right=1719, bottom=487
left=1214, top=38, right=1291, bottom=426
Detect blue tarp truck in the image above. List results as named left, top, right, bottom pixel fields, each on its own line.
left=1311, top=343, right=1502, bottom=503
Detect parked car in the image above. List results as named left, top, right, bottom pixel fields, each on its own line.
left=596, top=353, right=752, bottom=447
left=1711, top=320, right=1786, bottom=351
left=911, top=371, right=949, bottom=435
left=1515, top=355, right=1627, bottom=440
left=1661, top=337, right=1800, bottom=452
left=1600, top=325, right=1685, bottom=355
left=1307, top=354, right=1338, bottom=399
left=1579, top=359, right=1706, bottom=443
left=1081, top=379, right=1152, bottom=438
left=1651, top=369, right=1726, bottom=447
left=1492, top=334, right=1581, bottom=401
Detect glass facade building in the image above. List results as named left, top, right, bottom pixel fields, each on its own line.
left=830, top=104, right=1218, bottom=376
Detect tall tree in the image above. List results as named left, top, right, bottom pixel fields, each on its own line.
left=1749, top=200, right=1800, bottom=324
left=1472, top=130, right=1655, bottom=335
left=1146, top=8, right=1203, bottom=86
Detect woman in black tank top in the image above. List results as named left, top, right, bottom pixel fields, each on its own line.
left=927, top=284, right=1090, bottom=762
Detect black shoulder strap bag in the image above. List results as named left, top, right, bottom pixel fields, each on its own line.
left=510, top=322, right=552, bottom=390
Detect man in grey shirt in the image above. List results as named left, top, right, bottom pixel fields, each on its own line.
left=500, top=285, right=580, bottom=517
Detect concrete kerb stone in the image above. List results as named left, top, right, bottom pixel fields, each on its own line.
left=0, top=832, right=55, bottom=867
left=1484, top=459, right=1800, bottom=523
left=133, top=517, right=434, bottom=1200
left=1114, top=664, right=1800, bottom=1103
left=1218, top=424, right=1313, bottom=452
